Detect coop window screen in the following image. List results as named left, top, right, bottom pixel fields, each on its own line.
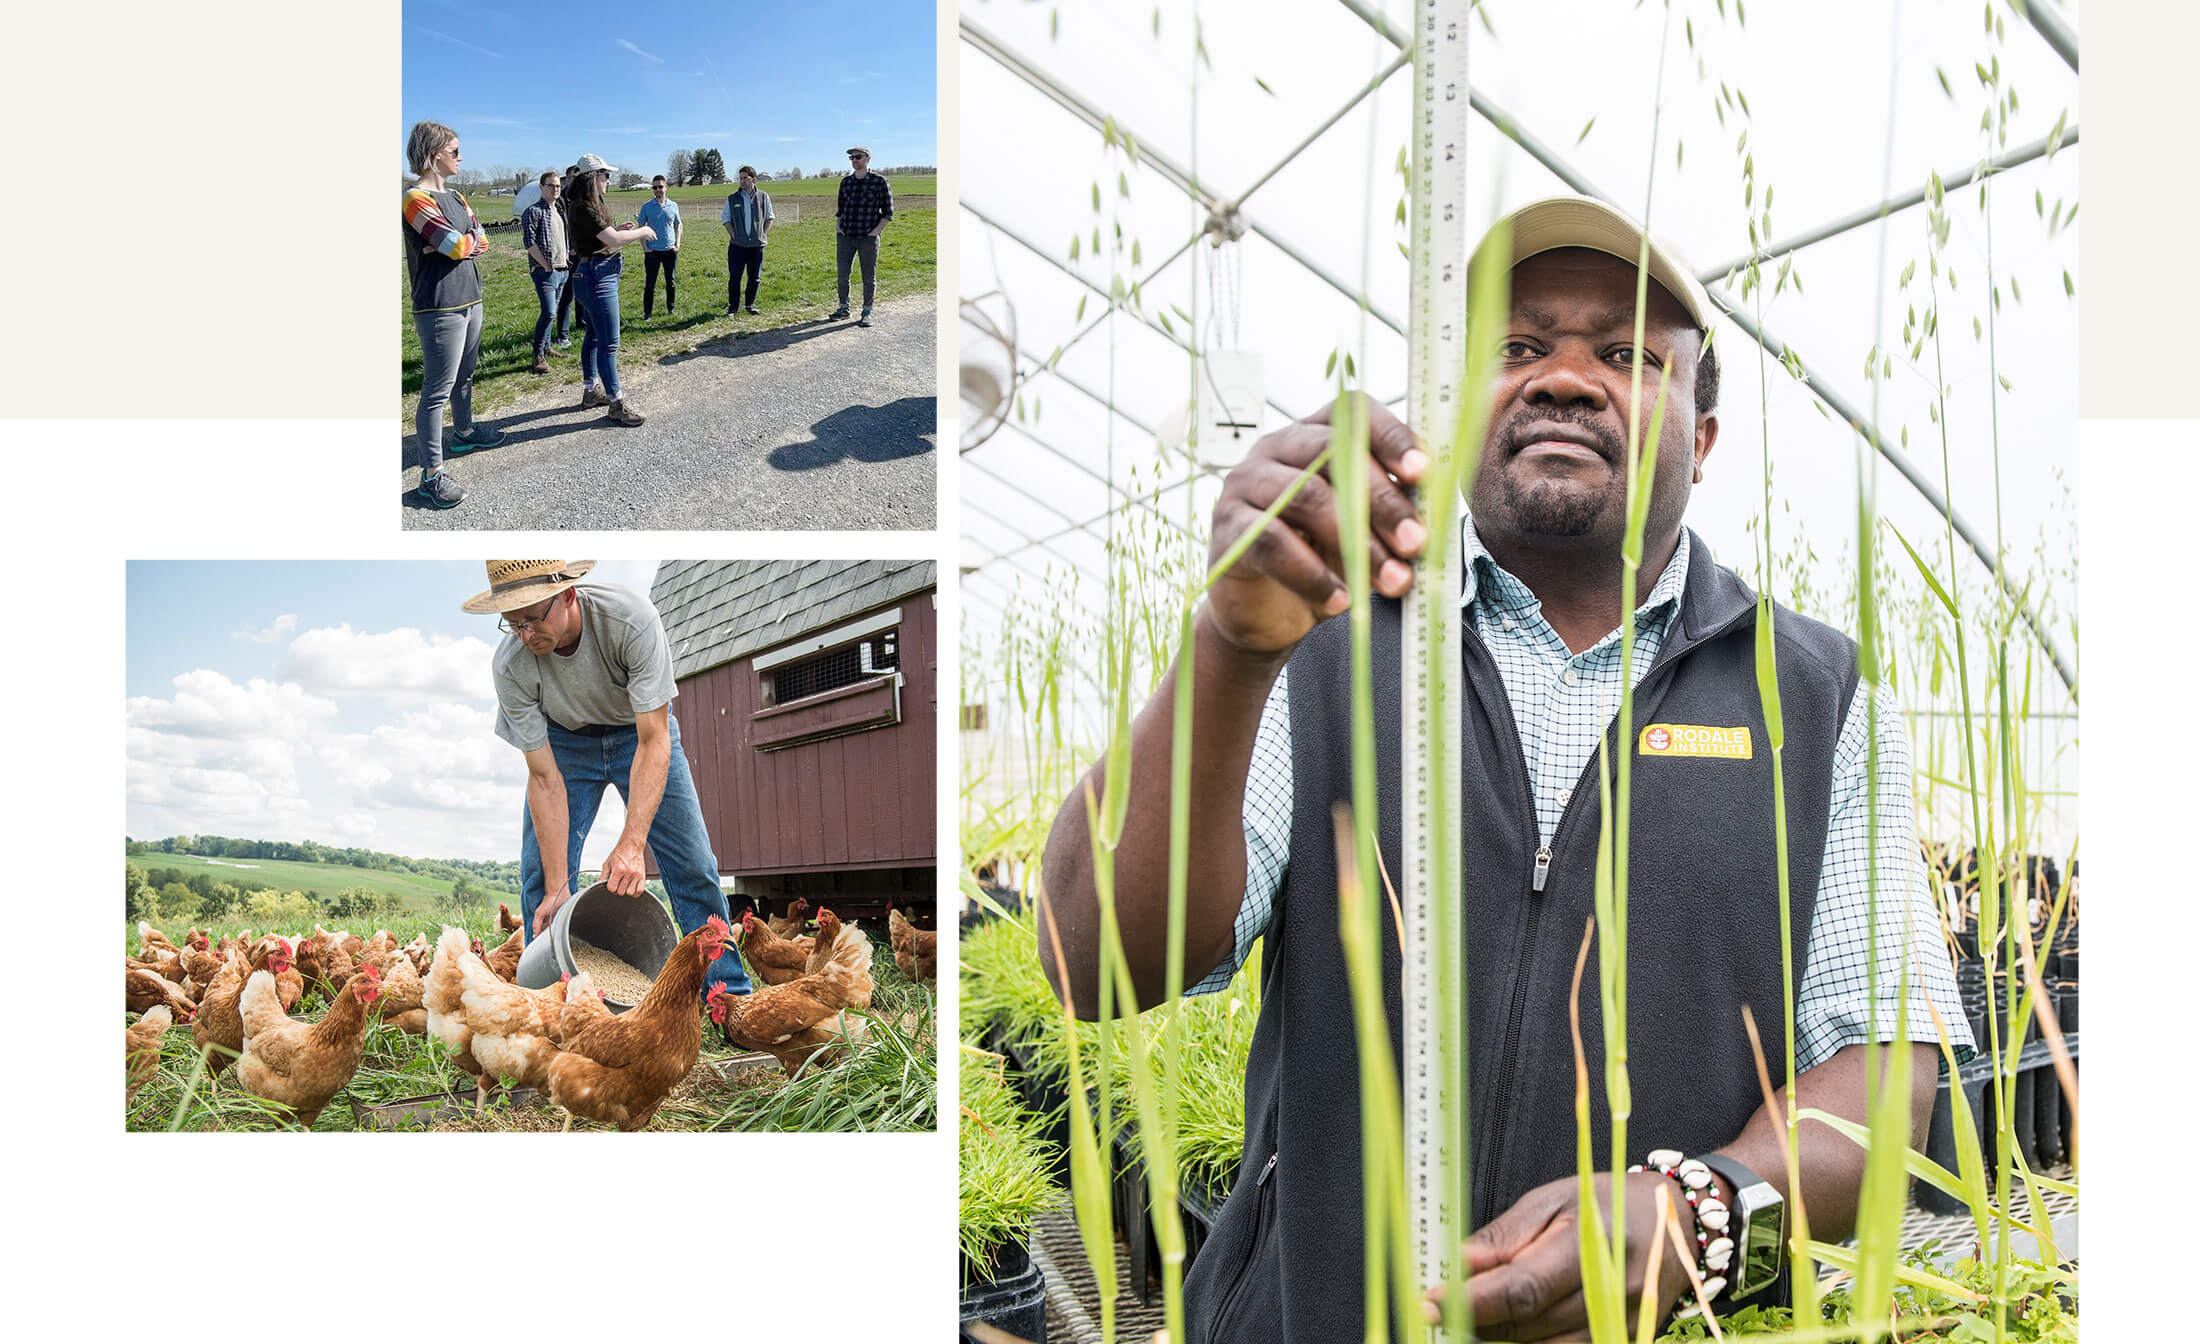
left=762, top=631, right=898, bottom=707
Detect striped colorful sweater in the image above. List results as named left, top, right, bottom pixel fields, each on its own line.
left=403, top=186, right=486, bottom=313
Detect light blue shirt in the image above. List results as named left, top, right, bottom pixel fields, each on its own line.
left=1195, top=517, right=1971, bottom=1075
left=637, top=196, right=680, bottom=251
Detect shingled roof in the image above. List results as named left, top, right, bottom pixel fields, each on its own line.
left=651, top=560, right=936, bottom=681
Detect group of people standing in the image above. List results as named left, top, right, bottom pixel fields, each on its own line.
left=404, top=123, right=898, bottom=512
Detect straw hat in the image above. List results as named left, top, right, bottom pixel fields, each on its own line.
left=460, top=560, right=597, bottom=614
left=1471, top=195, right=1714, bottom=332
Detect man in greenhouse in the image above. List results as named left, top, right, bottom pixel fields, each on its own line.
left=466, top=559, right=750, bottom=999
left=1038, top=195, right=1971, bottom=1341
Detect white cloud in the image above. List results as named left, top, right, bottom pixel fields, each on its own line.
left=615, top=37, right=664, bottom=63
left=235, top=613, right=298, bottom=644
left=126, top=669, right=338, bottom=740
left=278, top=624, right=497, bottom=704
left=320, top=702, right=522, bottom=816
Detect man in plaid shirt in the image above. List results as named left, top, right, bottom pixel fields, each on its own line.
left=1039, top=196, right=1972, bottom=1343
left=830, top=145, right=892, bottom=327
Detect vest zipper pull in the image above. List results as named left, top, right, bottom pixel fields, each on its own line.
left=1257, top=1152, right=1278, bottom=1185
left=1531, top=846, right=1552, bottom=892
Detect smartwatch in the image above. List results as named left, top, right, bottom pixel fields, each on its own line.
left=1698, top=1151, right=1785, bottom=1302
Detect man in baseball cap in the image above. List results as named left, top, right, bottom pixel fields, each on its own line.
left=831, top=145, right=893, bottom=327
left=1038, top=195, right=1965, bottom=1340
left=466, top=560, right=751, bottom=997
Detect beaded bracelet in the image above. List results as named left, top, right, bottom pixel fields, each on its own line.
left=1627, top=1148, right=1736, bottom=1314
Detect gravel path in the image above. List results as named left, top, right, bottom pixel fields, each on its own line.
left=401, top=293, right=935, bottom=531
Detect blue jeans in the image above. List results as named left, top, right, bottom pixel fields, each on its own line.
left=412, top=303, right=482, bottom=472
left=572, top=253, right=623, bottom=398
left=518, top=714, right=751, bottom=996
left=531, top=266, right=568, bottom=358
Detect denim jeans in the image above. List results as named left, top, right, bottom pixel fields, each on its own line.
left=642, top=248, right=677, bottom=316
left=573, top=253, right=623, bottom=398
left=556, top=264, right=581, bottom=336
left=530, top=266, right=568, bottom=358
left=727, top=243, right=763, bottom=308
left=836, top=233, right=878, bottom=310
left=518, top=714, right=752, bottom=996
left=412, top=303, right=482, bottom=472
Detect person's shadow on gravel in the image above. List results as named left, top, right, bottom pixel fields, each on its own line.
left=767, top=397, right=936, bottom=471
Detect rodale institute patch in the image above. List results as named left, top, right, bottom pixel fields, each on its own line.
left=1637, top=723, right=1753, bottom=759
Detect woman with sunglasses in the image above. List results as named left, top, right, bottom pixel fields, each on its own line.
left=402, top=120, right=505, bottom=509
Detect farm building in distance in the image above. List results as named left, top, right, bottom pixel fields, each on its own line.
left=649, top=559, right=937, bottom=923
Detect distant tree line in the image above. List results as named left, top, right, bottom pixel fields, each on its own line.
left=401, top=160, right=937, bottom=198
left=126, top=834, right=521, bottom=893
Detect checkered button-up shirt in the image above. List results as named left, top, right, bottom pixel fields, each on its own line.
left=835, top=171, right=893, bottom=235
left=1193, top=519, right=1972, bottom=1073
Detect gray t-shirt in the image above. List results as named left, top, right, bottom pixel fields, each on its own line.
left=492, top=583, right=678, bottom=750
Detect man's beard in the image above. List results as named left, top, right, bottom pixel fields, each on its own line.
left=1492, top=466, right=1609, bottom=537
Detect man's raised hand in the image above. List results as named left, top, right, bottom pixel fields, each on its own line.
left=1203, top=393, right=1431, bottom=658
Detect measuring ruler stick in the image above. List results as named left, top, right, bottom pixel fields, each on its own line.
left=1402, top=1, right=1470, bottom=1332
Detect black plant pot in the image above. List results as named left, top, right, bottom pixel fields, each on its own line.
left=2056, top=979, right=2078, bottom=1035
left=2012, top=1067, right=2040, bottom=1168
left=961, top=1241, right=1047, bottom=1344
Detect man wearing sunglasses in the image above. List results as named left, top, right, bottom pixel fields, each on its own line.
left=465, top=560, right=751, bottom=997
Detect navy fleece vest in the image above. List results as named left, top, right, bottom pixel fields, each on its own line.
left=1183, top=531, right=1860, bottom=1343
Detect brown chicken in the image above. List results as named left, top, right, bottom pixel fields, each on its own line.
left=127, top=965, right=197, bottom=1019
left=179, top=940, right=228, bottom=997
left=247, top=935, right=306, bottom=1011
left=482, top=926, right=525, bottom=983
left=738, top=909, right=814, bottom=985
left=402, top=934, right=433, bottom=977
left=191, top=946, right=254, bottom=1075
left=455, top=944, right=572, bottom=1093
left=237, top=964, right=383, bottom=1128
left=127, top=1007, right=175, bottom=1101
left=559, top=971, right=616, bottom=1041
left=766, top=897, right=812, bottom=939
left=544, top=917, right=735, bottom=1131
left=425, top=926, right=500, bottom=1106
left=361, top=947, right=430, bottom=1035
left=296, top=927, right=359, bottom=1001
left=137, top=921, right=181, bottom=961
left=802, top=909, right=876, bottom=1008
left=708, top=954, right=869, bottom=1077
left=498, top=903, right=523, bottom=933
left=887, top=904, right=938, bottom=982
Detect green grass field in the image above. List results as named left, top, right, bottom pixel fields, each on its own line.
left=132, top=851, right=499, bottom=917
left=401, top=181, right=936, bottom=421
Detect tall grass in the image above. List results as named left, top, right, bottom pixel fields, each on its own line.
left=958, top=4, right=2076, bottom=1341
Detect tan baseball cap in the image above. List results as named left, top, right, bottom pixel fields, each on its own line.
left=846, top=145, right=870, bottom=158
left=461, top=560, right=597, bottom=614
left=1470, top=195, right=1714, bottom=331
left=575, top=152, right=619, bottom=175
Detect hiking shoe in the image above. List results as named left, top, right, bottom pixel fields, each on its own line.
left=531, top=357, right=550, bottom=374
left=604, top=400, right=646, bottom=427
left=746, top=304, right=759, bottom=315
left=553, top=338, right=572, bottom=351
left=412, top=472, right=465, bottom=509
left=829, top=306, right=850, bottom=320
left=581, top=385, right=610, bottom=409
left=446, top=426, right=505, bottom=455
left=857, top=312, right=872, bottom=328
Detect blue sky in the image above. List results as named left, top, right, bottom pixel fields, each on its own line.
left=127, top=560, right=658, bottom=864
left=401, top=0, right=936, bottom=181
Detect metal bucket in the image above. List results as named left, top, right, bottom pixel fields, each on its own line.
left=513, top=881, right=681, bottom=1011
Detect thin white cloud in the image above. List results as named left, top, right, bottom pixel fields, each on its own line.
left=584, top=127, right=650, bottom=136
left=470, top=115, right=529, bottom=128
left=278, top=624, right=497, bottom=704
left=770, top=136, right=806, bottom=143
left=615, top=37, right=665, bottom=63
left=661, top=131, right=733, bottom=140
left=415, top=26, right=503, bottom=60
left=235, top=613, right=298, bottom=645
left=127, top=670, right=337, bottom=741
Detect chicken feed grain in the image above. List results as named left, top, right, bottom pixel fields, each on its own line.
left=569, top=937, right=656, bottom=1005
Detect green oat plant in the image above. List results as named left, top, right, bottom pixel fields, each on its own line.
left=399, top=180, right=937, bottom=421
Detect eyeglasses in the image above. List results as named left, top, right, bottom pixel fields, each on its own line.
left=497, top=602, right=560, bottom=636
